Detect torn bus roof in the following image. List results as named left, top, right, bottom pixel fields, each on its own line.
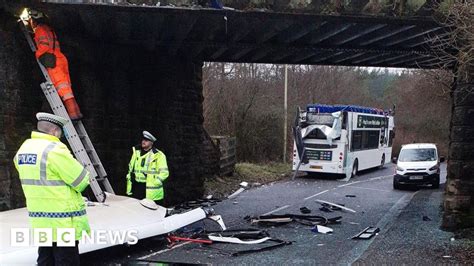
left=306, top=104, right=386, bottom=115
left=0, top=193, right=225, bottom=265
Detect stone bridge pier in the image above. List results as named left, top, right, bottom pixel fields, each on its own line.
left=444, top=66, right=474, bottom=229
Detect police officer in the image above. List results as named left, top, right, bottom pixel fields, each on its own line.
left=14, top=113, right=90, bottom=265
left=126, top=131, right=169, bottom=205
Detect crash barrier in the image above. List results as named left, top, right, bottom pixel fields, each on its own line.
left=211, top=136, right=236, bottom=176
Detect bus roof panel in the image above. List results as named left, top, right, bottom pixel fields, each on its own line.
left=306, top=104, right=387, bottom=115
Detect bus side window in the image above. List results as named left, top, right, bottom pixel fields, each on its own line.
left=389, top=130, right=395, bottom=147
left=351, top=131, right=362, bottom=151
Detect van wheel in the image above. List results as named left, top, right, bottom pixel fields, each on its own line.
left=431, top=176, right=440, bottom=189
left=379, top=154, right=385, bottom=169
left=351, top=160, right=358, bottom=178
left=393, top=179, right=402, bottom=190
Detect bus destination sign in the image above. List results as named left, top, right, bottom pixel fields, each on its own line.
left=357, top=115, right=387, bottom=128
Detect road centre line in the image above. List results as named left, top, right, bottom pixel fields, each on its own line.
left=339, top=174, right=393, bottom=188
left=338, top=180, right=362, bottom=187
left=344, top=185, right=392, bottom=193
left=303, top=189, right=329, bottom=201
left=262, top=204, right=291, bottom=216
left=369, top=175, right=393, bottom=180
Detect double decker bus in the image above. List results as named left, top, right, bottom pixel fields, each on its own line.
left=292, top=104, right=395, bottom=178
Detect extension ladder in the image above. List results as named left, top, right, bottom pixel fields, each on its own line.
left=20, top=23, right=114, bottom=202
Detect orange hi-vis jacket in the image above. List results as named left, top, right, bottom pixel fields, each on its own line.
left=33, top=24, right=74, bottom=101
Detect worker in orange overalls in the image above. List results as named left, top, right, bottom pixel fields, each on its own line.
left=20, top=9, right=83, bottom=120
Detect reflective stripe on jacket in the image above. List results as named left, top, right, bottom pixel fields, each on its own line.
left=126, top=146, right=169, bottom=201
left=13, top=131, right=90, bottom=241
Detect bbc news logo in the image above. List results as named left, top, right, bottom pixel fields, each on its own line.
left=11, top=228, right=139, bottom=247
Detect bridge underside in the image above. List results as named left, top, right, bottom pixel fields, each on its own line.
left=15, top=2, right=453, bottom=69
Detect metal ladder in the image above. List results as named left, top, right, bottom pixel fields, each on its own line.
left=20, top=23, right=114, bottom=202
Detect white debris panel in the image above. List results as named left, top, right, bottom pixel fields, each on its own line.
left=0, top=193, right=222, bottom=264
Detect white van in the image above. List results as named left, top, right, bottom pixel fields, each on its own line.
left=393, top=143, right=444, bottom=189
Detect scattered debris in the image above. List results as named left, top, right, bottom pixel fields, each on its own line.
left=315, top=199, right=357, bottom=213
left=443, top=255, right=452, bottom=258
left=228, top=182, right=249, bottom=199
left=208, top=235, right=271, bottom=245
left=167, top=235, right=212, bottom=247
left=174, top=198, right=221, bottom=210
left=201, top=239, right=292, bottom=256
left=450, top=237, right=455, bottom=242
left=345, top=195, right=357, bottom=198
left=317, top=243, right=325, bottom=246
left=197, top=229, right=292, bottom=256
left=206, top=195, right=213, bottom=200
left=311, top=225, right=333, bottom=234
left=422, top=215, right=432, bottom=221
left=352, top=227, right=380, bottom=240
left=233, top=201, right=239, bottom=205
left=249, top=214, right=341, bottom=227
left=349, top=222, right=360, bottom=225
left=319, top=203, right=342, bottom=212
left=300, top=207, right=311, bottom=214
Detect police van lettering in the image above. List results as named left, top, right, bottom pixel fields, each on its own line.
left=18, top=154, right=38, bottom=165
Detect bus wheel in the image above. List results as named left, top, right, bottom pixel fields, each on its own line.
left=351, top=160, right=358, bottom=178
left=379, top=154, right=385, bottom=169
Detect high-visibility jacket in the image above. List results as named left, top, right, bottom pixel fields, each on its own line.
left=126, top=146, right=169, bottom=201
left=13, top=131, right=91, bottom=241
left=33, top=24, right=74, bottom=101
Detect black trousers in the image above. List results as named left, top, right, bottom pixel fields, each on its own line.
left=37, top=241, right=80, bottom=266
left=130, top=177, right=146, bottom=200
left=131, top=178, right=164, bottom=206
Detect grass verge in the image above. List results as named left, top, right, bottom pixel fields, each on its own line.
left=204, top=162, right=292, bottom=199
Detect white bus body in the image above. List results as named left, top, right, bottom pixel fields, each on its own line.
left=292, top=105, right=395, bottom=178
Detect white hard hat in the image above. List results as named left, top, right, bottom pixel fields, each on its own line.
left=19, top=8, right=44, bottom=21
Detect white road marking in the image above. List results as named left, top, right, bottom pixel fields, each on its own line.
left=337, top=180, right=362, bottom=187
left=262, top=204, right=291, bottom=216
left=369, top=175, right=393, bottom=180
left=303, top=189, right=329, bottom=201
left=138, top=241, right=191, bottom=259
left=338, top=174, right=393, bottom=188
left=345, top=185, right=392, bottom=193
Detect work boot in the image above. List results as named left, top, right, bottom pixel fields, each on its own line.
left=63, top=98, right=83, bottom=121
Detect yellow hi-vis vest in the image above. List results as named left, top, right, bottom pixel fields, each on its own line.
left=13, top=131, right=91, bottom=241
left=126, top=146, right=169, bottom=201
